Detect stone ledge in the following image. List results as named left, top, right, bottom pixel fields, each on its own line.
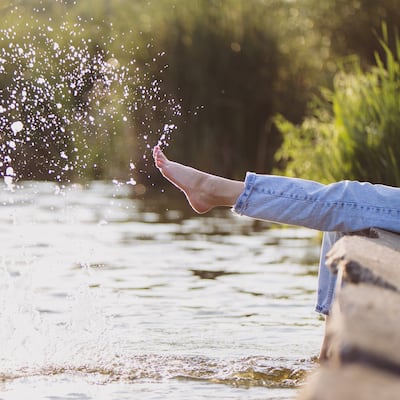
left=297, top=365, right=400, bottom=400
left=328, top=284, right=400, bottom=372
left=326, top=229, right=400, bottom=290
left=297, top=229, right=400, bottom=400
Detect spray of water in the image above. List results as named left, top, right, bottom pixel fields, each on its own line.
left=0, top=1, right=181, bottom=187
left=2, top=2, right=308, bottom=393
left=0, top=0, right=183, bottom=381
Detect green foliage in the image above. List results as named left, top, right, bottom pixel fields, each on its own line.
left=1, top=1, right=400, bottom=183
left=275, top=30, right=400, bottom=186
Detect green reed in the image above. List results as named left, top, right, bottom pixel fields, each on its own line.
left=275, top=26, right=400, bottom=186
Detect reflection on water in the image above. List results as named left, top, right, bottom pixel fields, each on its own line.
left=0, top=181, right=323, bottom=400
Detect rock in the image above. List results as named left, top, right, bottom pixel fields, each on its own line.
left=371, top=228, right=400, bottom=252
left=326, top=230, right=400, bottom=291
left=327, top=284, right=400, bottom=373
left=297, top=365, right=400, bottom=400
left=297, top=229, right=400, bottom=400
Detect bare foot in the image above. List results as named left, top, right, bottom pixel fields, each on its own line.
left=153, top=145, right=244, bottom=213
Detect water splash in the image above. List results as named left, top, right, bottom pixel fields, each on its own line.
left=0, top=352, right=313, bottom=390
left=0, top=1, right=181, bottom=183
left=0, top=261, right=314, bottom=390
left=4, top=166, right=15, bottom=190
left=0, top=264, right=115, bottom=378
left=158, top=123, right=177, bottom=148
left=0, top=180, right=322, bottom=398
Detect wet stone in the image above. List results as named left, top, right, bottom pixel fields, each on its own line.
left=297, top=229, right=400, bottom=400
left=297, top=365, right=400, bottom=400
left=326, top=229, right=400, bottom=291
left=327, top=284, right=400, bottom=373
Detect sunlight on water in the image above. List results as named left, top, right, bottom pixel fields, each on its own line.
left=0, top=3, right=324, bottom=399
left=0, top=182, right=323, bottom=400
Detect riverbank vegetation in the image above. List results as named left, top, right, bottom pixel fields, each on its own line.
left=276, top=28, right=400, bottom=186
left=0, top=0, right=399, bottom=187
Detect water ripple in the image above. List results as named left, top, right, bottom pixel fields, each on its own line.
left=0, top=355, right=314, bottom=389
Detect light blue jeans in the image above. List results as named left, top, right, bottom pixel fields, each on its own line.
left=233, top=173, right=400, bottom=315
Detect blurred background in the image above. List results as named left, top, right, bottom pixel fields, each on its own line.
left=1, top=0, right=400, bottom=191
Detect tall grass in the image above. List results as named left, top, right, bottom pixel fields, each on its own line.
left=275, top=28, right=400, bottom=186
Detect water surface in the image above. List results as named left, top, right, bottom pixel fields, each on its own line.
left=0, top=181, right=324, bottom=399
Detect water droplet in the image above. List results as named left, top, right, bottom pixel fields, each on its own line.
left=10, top=121, right=23, bottom=133
left=4, top=166, right=15, bottom=190
left=7, top=140, right=16, bottom=149
left=5, top=166, right=14, bottom=176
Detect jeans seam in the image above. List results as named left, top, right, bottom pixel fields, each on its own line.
left=251, top=187, right=400, bottom=216
left=234, top=172, right=256, bottom=214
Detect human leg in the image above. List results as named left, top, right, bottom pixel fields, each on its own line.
left=153, top=147, right=400, bottom=234
left=316, top=232, right=342, bottom=360
left=234, top=173, right=400, bottom=233
left=315, top=232, right=342, bottom=315
left=153, top=147, right=400, bottom=360
left=153, top=148, right=339, bottom=303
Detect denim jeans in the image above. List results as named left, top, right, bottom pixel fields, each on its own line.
left=233, top=173, right=400, bottom=314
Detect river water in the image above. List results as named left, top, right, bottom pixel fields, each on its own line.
left=0, top=180, right=324, bottom=400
